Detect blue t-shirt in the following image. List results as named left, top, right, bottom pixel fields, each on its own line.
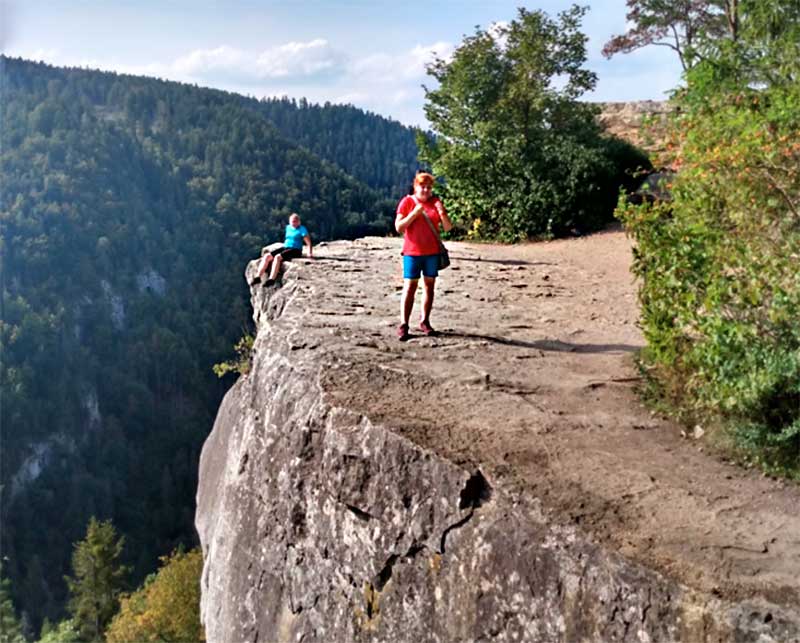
left=284, top=224, right=308, bottom=250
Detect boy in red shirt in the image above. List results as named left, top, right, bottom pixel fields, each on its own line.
left=394, top=173, right=453, bottom=341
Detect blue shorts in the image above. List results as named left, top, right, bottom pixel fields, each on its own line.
left=403, top=254, right=439, bottom=279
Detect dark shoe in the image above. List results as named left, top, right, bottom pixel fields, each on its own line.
left=419, top=320, right=437, bottom=336
left=249, top=276, right=261, bottom=286
left=396, top=323, right=410, bottom=341
left=263, top=278, right=275, bottom=287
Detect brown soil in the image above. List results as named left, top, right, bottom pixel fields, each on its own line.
left=284, top=225, right=800, bottom=607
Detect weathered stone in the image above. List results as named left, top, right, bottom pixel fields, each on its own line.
left=197, top=236, right=800, bottom=642
left=596, top=101, right=674, bottom=157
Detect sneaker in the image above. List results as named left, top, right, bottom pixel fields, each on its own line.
left=249, top=276, right=261, bottom=286
left=418, top=320, right=437, bottom=336
left=263, top=278, right=275, bottom=287
left=396, top=323, right=410, bottom=341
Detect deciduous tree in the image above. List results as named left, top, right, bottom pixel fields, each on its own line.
left=616, top=0, right=800, bottom=472
left=106, top=548, right=204, bottom=643
left=421, top=5, right=648, bottom=241
left=602, top=0, right=736, bottom=70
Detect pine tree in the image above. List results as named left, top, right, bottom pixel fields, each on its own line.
left=64, top=518, right=129, bottom=642
left=0, top=566, right=25, bottom=643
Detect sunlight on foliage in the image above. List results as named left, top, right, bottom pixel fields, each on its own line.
left=212, top=334, right=255, bottom=379
left=420, top=5, right=650, bottom=242
left=106, top=548, right=204, bottom=643
left=618, top=1, right=800, bottom=474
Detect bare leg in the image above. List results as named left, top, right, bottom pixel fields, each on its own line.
left=421, top=276, right=436, bottom=324
left=255, top=254, right=273, bottom=280
left=400, top=279, right=418, bottom=325
left=269, top=254, right=284, bottom=281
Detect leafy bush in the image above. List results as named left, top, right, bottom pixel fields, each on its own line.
left=618, top=58, right=800, bottom=472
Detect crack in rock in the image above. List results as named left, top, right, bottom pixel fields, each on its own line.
left=345, top=504, right=373, bottom=521
left=441, top=470, right=494, bottom=553
left=440, top=510, right=475, bottom=554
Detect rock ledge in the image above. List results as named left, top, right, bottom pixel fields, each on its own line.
left=197, top=236, right=800, bottom=642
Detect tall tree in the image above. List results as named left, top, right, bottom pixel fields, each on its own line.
left=602, top=0, right=738, bottom=70
left=65, top=518, right=128, bottom=641
left=420, top=5, right=648, bottom=240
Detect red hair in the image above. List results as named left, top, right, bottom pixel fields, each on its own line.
left=414, top=172, right=435, bottom=186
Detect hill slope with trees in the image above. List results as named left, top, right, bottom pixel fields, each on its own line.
left=0, top=56, right=411, bottom=633
left=256, top=97, right=420, bottom=197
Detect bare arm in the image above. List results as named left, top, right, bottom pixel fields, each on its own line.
left=303, top=234, right=313, bottom=257
left=435, top=200, right=453, bottom=232
left=395, top=204, right=424, bottom=234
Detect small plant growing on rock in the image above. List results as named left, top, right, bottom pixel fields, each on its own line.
left=212, top=334, right=255, bottom=378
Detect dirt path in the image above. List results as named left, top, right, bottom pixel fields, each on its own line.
left=279, top=226, right=800, bottom=607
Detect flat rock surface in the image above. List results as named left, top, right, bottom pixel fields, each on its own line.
left=270, top=226, right=799, bottom=609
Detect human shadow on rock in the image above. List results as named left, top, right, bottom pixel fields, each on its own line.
left=305, top=256, right=355, bottom=263
left=442, top=331, right=641, bottom=354
left=454, top=256, right=552, bottom=267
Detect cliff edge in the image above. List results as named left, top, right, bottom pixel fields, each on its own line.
left=196, top=230, right=800, bottom=642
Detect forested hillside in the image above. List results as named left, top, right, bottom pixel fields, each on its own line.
left=0, top=56, right=411, bottom=632
left=256, top=97, right=420, bottom=197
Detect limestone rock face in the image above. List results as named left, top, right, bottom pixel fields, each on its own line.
left=197, top=237, right=800, bottom=642
left=596, top=101, right=673, bottom=157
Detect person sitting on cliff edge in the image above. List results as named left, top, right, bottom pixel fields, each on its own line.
left=395, top=172, right=452, bottom=340
left=250, top=213, right=313, bottom=286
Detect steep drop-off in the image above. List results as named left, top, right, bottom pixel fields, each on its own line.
left=196, top=232, right=800, bottom=642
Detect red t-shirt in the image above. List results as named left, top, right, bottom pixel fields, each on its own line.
left=396, top=195, right=446, bottom=256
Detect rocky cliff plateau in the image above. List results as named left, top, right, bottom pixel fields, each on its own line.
left=196, top=230, right=800, bottom=642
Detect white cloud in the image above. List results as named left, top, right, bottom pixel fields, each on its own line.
left=390, top=89, right=411, bottom=104
left=11, top=47, right=60, bottom=62
left=350, top=41, right=453, bottom=84
left=165, top=40, right=347, bottom=84
left=406, top=41, right=454, bottom=78
left=174, top=45, right=247, bottom=75
left=254, top=39, right=344, bottom=79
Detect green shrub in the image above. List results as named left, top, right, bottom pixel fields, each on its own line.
left=618, top=74, right=800, bottom=474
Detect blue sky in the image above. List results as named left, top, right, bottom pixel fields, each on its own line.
left=2, top=0, right=682, bottom=127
